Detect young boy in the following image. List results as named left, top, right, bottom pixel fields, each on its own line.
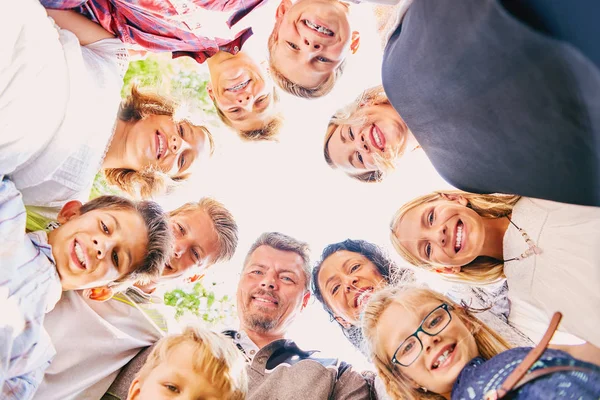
left=268, top=0, right=360, bottom=98
left=126, top=326, right=247, bottom=400
left=0, top=177, right=172, bottom=399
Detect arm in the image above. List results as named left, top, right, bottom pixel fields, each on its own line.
left=2, top=364, right=47, bottom=400
left=332, top=362, right=374, bottom=399
left=45, top=9, right=114, bottom=45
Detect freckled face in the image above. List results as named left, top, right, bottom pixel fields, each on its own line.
left=121, top=115, right=210, bottom=179
left=317, top=251, right=385, bottom=325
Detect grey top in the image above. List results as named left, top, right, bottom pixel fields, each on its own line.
left=382, top=0, right=600, bottom=206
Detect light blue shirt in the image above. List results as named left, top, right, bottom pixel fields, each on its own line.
left=0, top=177, right=62, bottom=399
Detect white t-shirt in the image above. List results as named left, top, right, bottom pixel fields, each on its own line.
left=1, top=2, right=128, bottom=217
left=35, top=291, right=163, bottom=400
left=504, top=197, right=600, bottom=347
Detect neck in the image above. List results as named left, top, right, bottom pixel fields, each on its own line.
left=46, top=229, right=70, bottom=291
left=134, top=280, right=158, bottom=294
left=242, top=327, right=284, bottom=350
left=479, top=216, right=511, bottom=260
left=102, top=119, right=128, bottom=169
left=206, top=51, right=234, bottom=75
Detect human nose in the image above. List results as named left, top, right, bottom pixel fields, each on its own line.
left=169, top=132, right=183, bottom=154
left=421, top=331, right=441, bottom=354
left=172, top=240, right=186, bottom=259
left=354, top=131, right=370, bottom=153
left=235, top=90, right=254, bottom=108
left=93, top=237, right=114, bottom=264
left=260, top=271, right=278, bottom=290
left=344, top=276, right=359, bottom=292
left=302, top=36, right=323, bottom=51
left=436, top=224, right=448, bottom=247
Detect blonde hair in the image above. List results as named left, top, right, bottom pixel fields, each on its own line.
left=323, top=85, right=401, bottom=182
left=267, top=29, right=347, bottom=99
left=104, top=86, right=214, bottom=199
left=170, top=198, right=239, bottom=264
left=361, top=285, right=511, bottom=400
left=135, top=326, right=248, bottom=399
left=390, top=190, right=521, bottom=285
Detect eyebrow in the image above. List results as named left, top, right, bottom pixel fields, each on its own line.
left=108, top=213, right=131, bottom=270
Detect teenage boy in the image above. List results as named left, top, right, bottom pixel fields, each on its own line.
left=34, top=198, right=239, bottom=400
left=0, top=177, right=171, bottom=399
left=268, top=0, right=360, bottom=98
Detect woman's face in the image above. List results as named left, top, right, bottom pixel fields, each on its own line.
left=317, top=250, right=386, bottom=325
left=377, top=293, right=479, bottom=395
left=394, top=197, right=485, bottom=267
left=121, top=115, right=210, bottom=178
left=326, top=103, right=409, bottom=174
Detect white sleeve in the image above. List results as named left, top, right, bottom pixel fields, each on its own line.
left=82, top=38, right=130, bottom=82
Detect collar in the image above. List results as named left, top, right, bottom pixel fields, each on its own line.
left=223, top=329, right=261, bottom=362
left=27, top=230, right=63, bottom=312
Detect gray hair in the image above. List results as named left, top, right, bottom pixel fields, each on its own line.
left=244, top=232, right=311, bottom=290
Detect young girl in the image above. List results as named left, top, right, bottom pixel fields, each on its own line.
left=362, top=285, right=600, bottom=400
left=389, top=190, right=600, bottom=347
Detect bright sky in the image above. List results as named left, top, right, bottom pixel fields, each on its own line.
left=154, top=2, right=456, bottom=370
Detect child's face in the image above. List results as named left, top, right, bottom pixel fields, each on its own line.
left=128, top=342, right=222, bottom=400
left=271, top=0, right=353, bottom=89
left=48, top=202, right=149, bottom=291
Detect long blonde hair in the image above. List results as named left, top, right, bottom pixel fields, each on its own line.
left=362, top=285, right=511, bottom=400
left=323, top=85, right=402, bottom=182
left=390, top=190, right=520, bottom=285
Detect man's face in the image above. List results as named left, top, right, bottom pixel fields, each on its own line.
left=48, top=202, right=149, bottom=291
left=236, top=245, right=309, bottom=336
left=162, top=209, right=221, bottom=281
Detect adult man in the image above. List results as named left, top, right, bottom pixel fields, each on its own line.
left=107, top=232, right=373, bottom=399
left=34, top=198, right=238, bottom=400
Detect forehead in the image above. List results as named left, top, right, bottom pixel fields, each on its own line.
left=245, top=245, right=305, bottom=274
left=318, top=250, right=370, bottom=279
left=174, top=209, right=220, bottom=260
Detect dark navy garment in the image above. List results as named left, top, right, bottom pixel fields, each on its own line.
left=452, top=348, right=600, bottom=400
left=382, top=0, right=600, bottom=206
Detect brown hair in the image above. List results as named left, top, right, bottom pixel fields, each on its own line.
left=390, top=190, right=521, bottom=285
left=104, top=86, right=214, bottom=199
left=169, top=198, right=239, bottom=264
left=80, top=195, right=172, bottom=285
left=267, top=30, right=347, bottom=99
left=362, top=285, right=511, bottom=399
left=245, top=232, right=311, bottom=290
left=135, top=326, right=247, bottom=399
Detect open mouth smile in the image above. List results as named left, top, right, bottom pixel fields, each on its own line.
left=354, top=287, right=374, bottom=309
left=431, top=343, right=456, bottom=370
left=155, top=131, right=167, bottom=160
left=454, top=220, right=464, bottom=253
left=252, top=294, right=279, bottom=307
left=226, top=79, right=250, bottom=92
left=72, top=239, right=89, bottom=271
left=303, top=19, right=334, bottom=36
left=370, top=125, right=386, bottom=151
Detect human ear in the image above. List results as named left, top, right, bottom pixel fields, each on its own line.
left=57, top=200, right=83, bottom=224
left=127, top=378, right=141, bottom=400
left=434, top=266, right=462, bottom=274
left=350, top=31, right=360, bottom=55
left=301, top=291, right=310, bottom=310
left=334, top=316, right=352, bottom=329
left=275, top=0, right=292, bottom=19
left=439, top=193, right=469, bottom=207
left=206, top=85, right=215, bottom=101
left=84, top=286, right=115, bottom=302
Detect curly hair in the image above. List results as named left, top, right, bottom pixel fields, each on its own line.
left=311, top=239, right=415, bottom=353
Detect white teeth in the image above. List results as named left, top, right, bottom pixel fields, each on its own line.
left=227, top=80, right=250, bottom=92
left=74, top=242, right=86, bottom=267
left=157, top=133, right=165, bottom=158
left=455, top=225, right=463, bottom=251
left=254, top=297, right=274, bottom=304
left=304, top=20, right=334, bottom=36
left=433, top=349, right=451, bottom=369
left=356, top=289, right=373, bottom=308
left=373, top=130, right=383, bottom=148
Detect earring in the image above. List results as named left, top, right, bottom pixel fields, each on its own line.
left=46, top=221, right=61, bottom=231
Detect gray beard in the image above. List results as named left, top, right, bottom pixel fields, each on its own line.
left=244, top=312, right=278, bottom=333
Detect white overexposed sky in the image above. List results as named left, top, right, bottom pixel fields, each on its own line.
left=154, top=3, right=456, bottom=370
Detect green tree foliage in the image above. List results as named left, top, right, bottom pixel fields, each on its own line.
left=164, top=281, right=235, bottom=326
left=121, top=54, right=215, bottom=116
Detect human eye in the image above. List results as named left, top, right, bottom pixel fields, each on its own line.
left=401, top=341, right=415, bottom=355
left=427, top=210, right=434, bottom=226
left=101, top=221, right=110, bottom=234
left=316, top=56, right=331, bottom=63
left=350, top=263, right=360, bottom=273
left=164, top=383, right=179, bottom=393
left=428, top=315, right=442, bottom=329
left=178, top=124, right=184, bottom=138
left=229, top=108, right=241, bottom=113
left=250, top=269, right=263, bottom=275
left=178, top=153, right=185, bottom=170
left=425, top=242, right=432, bottom=259
left=331, top=284, right=340, bottom=295
left=177, top=223, right=185, bottom=235
left=281, top=275, right=295, bottom=283
left=112, top=250, right=119, bottom=267
left=348, top=127, right=355, bottom=140
left=256, top=95, right=267, bottom=105
left=357, top=152, right=364, bottom=165
left=286, top=41, right=299, bottom=50
left=192, top=248, right=200, bottom=263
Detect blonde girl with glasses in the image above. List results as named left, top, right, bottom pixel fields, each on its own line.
left=361, top=285, right=600, bottom=400
left=389, top=190, right=600, bottom=349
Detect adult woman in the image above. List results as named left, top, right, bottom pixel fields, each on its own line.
left=2, top=7, right=213, bottom=226
left=312, top=239, right=529, bottom=354
left=361, top=285, right=600, bottom=400
left=327, top=0, right=600, bottom=207
left=389, top=190, right=600, bottom=347
left=323, top=86, right=419, bottom=182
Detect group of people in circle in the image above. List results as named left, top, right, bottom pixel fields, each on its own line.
left=2, top=0, right=600, bottom=399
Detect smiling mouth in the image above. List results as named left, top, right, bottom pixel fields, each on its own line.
left=226, top=79, right=250, bottom=92
left=432, top=343, right=456, bottom=370
left=354, top=287, right=374, bottom=309
left=73, top=239, right=88, bottom=270
left=303, top=19, right=334, bottom=36
left=252, top=295, right=279, bottom=307
left=155, top=131, right=167, bottom=160
left=370, top=125, right=386, bottom=151
left=454, top=220, right=464, bottom=253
